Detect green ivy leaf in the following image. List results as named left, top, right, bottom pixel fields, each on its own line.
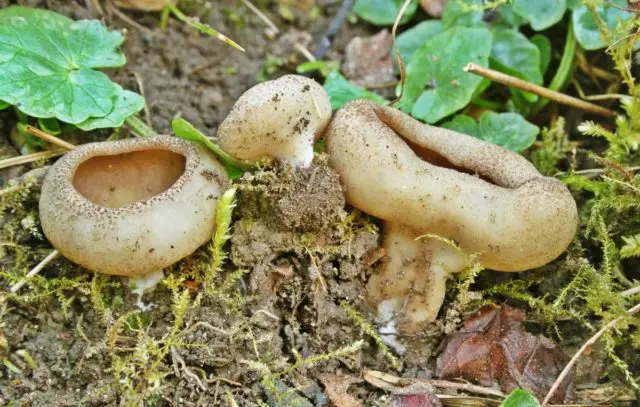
left=323, top=70, right=386, bottom=110
left=398, top=27, right=493, bottom=124
left=0, top=7, right=143, bottom=127
left=441, top=114, right=480, bottom=138
left=512, top=0, right=567, bottom=31
left=442, top=0, right=485, bottom=29
left=572, top=0, right=633, bottom=50
left=531, top=34, right=552, bottom=75
left=75, top=88, right=145, bottom=131
left=490, top=27, right=542, bottom=103
left=353, top=0, right=418, bottom=26
left=396, top=21, right=444, bottom=66
left=499, top=389, right=540, bottom=407
left=478, top=111, right=539, bottom=152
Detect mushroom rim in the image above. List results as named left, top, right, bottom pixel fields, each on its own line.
left=46, top=136, right=205, bottom=216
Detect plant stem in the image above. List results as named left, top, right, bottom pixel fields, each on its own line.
left=124, top=115, right=156, bottom=137
left=464, top=63, right=616, bottom=118
left=533, top=24, right=578, bottom=115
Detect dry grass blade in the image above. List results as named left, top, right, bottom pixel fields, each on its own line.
left=25, top=126, right=76, bottom=150
left=9, top=250, right=60, bottom=293
left=0, top=150, right=65, bottom=170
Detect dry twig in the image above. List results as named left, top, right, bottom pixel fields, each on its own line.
left=9, top=250, right=61, bottom=293
left=464, top=63, right=617, bottom=118
left=25, top=126, right=76, bottom=151
left=0, top=150, right=65, bottom=170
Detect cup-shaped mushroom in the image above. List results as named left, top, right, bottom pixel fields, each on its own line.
left=217, top=75, right=332, bottom=167
left=39, top=135, right=229, bottom=277
left=325, top=100, right=578, bottom=332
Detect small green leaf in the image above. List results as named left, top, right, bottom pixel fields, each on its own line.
left=0, top=100, right=9, bottom=110
left=75, top=88, right=145, bottom=131
left=621, top=234, right=640, bottom=258
left=490, top=27, right=542, bottom=103
left=398, top=27, right=493, bottom=124
left=478, top=111, right=539, bottom=152
left=171, top=118, right=252, bottom=179
left=396, top=21, right=444, bottom=65
left=323, top=70, right=386, bottom=110
left=512, top=0, right=567, bottom=31
left=496, top=4, right=527, bottom=28
left=531, top=34, right=552, bottom=75
left=572, top=0, right=633, bottom=50
left=499, top=389, right=540, bottom=407
left=441, top=115, right=480, bottom=139
left=353, top=0, right=418, bottom=26
left=0, top=7, right=143, bottom=128
left=0, top=7, right=125, bottom=124
left=442, top=0, right=485, bottom=29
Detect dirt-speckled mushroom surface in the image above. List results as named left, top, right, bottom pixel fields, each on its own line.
left=325, top=100, right=578, bottom=332
left=39, top=135, right=229, bottom=277
left=216, top=74, right=332, bottom=167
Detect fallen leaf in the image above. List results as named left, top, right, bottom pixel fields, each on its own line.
left=436, top=305, right=574, bottom=404
left=319, top=374, right=363, bottom=407
left=419, top=0, right=447, bottom=17
left=343, top=30, right=395, bottom=88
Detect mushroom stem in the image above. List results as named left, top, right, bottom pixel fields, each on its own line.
left=370, top=224, right=466, bottom=333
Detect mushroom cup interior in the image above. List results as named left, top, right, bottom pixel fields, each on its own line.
left=375, top=111, right=498, bottom=185
left=73, top=149, right=186, bottom=208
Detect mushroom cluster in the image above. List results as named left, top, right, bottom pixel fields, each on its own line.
left=325, top=100, right=578, bottom=332
left=37, top=74, right=578, bottom=337
left=39, top=135, right=228, bottom=277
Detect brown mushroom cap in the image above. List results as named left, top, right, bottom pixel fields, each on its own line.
left=39, top=135, right=228, bottom=276
left=326, top=100, right=578, bottom=271
left=216, top=75, right=332, bottom=167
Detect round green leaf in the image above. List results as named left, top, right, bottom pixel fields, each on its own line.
left=323, top=71, right=386, bottom=110
left=512, top=0, right=567, bottom=31
left=0, top=7, right=133, bottom=125
left=75, top=88, right=145, bottom=131
left=442, top=0, right=486, bottom=29
left=490, top=28, right=542, bottom=86
left=398, top=27, right=493, bottom=124
left=496, top=4, right=527, bottom=28
left=397, top=21, right=444, bottom=66
left=441, top=114, right=480, bottom=138
left=353, top=0, right=418, bottom=26
left=478, top=112, right=539, bottom=152
left=572, top=0, right=633, bottom=50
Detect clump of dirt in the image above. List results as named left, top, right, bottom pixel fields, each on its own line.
left=236, top=155, right=346, bottom=232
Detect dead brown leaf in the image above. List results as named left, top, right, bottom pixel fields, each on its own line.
left=436, top=305, right=574, bottom=404
left=420, top=0, right=448, bottom=17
